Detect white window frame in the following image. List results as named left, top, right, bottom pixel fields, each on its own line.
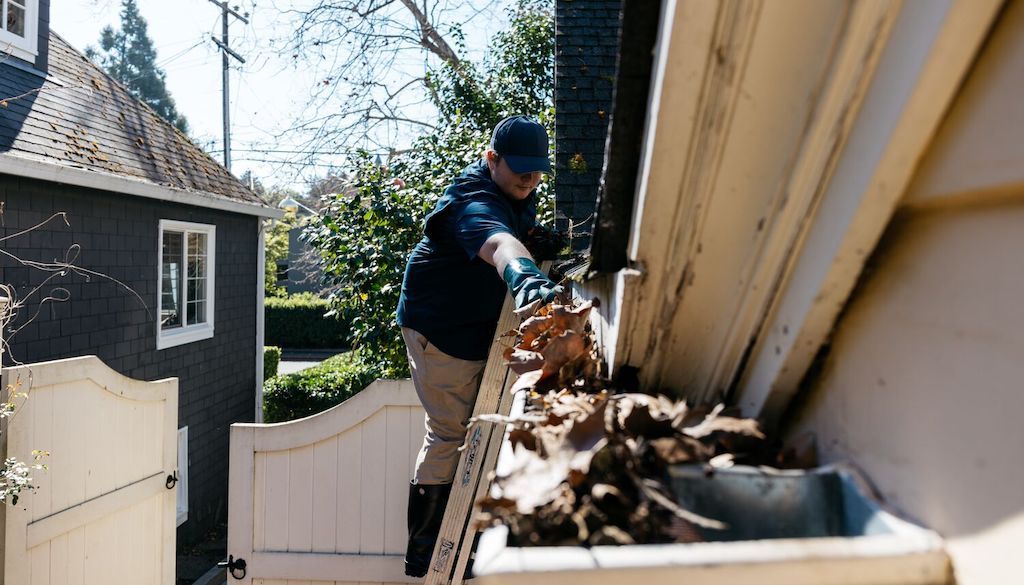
left=177, top=426, right=189, bottom=527
left=0, top=0, right=38, bottom=62
left=157, top=220, right=216, bottom=350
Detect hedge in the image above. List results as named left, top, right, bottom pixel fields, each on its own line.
left=262, top=350, right=382, bottom=423
left=263, top=346, right=281, bottom=378
left=265, top=293, right=351, bottom=348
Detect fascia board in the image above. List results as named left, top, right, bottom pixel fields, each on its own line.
left=0, top=152, right=283, bottom=219
left=734, top=0, right=1004, bottom=423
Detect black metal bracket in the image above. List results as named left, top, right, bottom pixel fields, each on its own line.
left=165, top=472, right=178, bottom=490
left=219, top=555, right=247, bottom=580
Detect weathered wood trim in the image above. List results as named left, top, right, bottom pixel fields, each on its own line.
left=0, top=152, right=281, bottom=218
left=734, top=0, right=1004, bottom=423
left=614, top=0, right=763, bottom=389
left=701, top=0, right=902, bottom=400
left=240, top=379, right=418, bottom=452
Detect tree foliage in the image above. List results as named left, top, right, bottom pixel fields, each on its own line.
left=86, top=0, right=189, bottom=134
left=304, top=0, right=554, bottom=376
left=264, top=210, right=298, bottom=297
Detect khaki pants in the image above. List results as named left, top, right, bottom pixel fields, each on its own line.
left=402, top=327, right=487, bottom=485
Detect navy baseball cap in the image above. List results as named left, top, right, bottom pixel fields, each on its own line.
left=490, top=115, right=551, bottom=174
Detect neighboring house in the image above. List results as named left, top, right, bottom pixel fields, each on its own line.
left=0, top=0, right=279, bottom=549
left=574, top=0, right=1021, bottom=583
left=277, top=224, right=326, bottom=295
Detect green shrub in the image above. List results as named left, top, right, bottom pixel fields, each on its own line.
left=263, top=346, right=281, bottom=378
left=265, top=292, right=351, bottom=348
left=262, top=350, right=383, bottom=423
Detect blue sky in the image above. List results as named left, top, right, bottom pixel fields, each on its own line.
left=52, top=0, right=504, bottom=192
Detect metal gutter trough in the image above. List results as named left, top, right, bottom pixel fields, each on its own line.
left=473, top=465, right=950, bottom=585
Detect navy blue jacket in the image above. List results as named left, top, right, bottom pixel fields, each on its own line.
left=396, top=160, right=537, bottom=360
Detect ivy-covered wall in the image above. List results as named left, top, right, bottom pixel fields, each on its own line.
left=554, top=0, right=622, bottom=250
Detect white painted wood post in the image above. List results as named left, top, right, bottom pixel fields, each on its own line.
left=256, top=222, right=266, bottom=423
left=0, top=294, right=7, bottom=369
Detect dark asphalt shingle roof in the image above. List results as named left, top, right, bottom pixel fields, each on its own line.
left=0, top=32, right=266, bottom=209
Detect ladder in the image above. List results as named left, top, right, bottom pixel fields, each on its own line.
left=423, top=266, right=547, bottom=585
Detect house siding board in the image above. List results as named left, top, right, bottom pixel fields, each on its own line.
left=554, top=0, right=621, bottom=249
left=0, top=174, right=258, bottom=546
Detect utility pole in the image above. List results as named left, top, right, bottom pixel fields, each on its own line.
left=208, top=1, right=248, bottom=172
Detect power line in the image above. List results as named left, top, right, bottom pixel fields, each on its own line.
left=229, top=148, right=391, bottom=155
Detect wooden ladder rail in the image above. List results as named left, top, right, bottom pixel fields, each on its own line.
left=424, top=262, right=551, bottom=585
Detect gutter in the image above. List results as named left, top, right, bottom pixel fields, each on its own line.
left=0, top=152, right=283, bottom=219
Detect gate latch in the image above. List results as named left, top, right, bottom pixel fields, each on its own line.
left=165, top=472, right=178, bottom=490
left=219, top=555, right=247, bottom=580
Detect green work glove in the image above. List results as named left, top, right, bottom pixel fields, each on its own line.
left=502, top=257, right=564, bottom=309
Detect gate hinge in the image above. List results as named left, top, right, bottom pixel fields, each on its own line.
left=219, top=555, right=247, bottom=580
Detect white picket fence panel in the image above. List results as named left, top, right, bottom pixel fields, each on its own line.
left=228, top=379, right=425, bottom=585
left=0, top=355, right=178, bottom=585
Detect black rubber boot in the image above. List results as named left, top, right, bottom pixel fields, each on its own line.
left=405, top=482, right=453, bottom=578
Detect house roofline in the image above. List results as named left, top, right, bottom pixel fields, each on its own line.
left=0, top=152, right=283, bottom=219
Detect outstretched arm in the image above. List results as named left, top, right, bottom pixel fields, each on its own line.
left=478, top=232, right=562, bottom=309
left=477, top=232, right=532, bottom=273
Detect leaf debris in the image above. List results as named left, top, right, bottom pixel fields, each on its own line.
left=474, top=298, right=772, bottom=546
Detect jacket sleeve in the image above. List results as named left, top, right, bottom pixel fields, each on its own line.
left=451, top=198, right=517, bottom=260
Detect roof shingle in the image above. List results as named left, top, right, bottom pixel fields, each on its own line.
left=0, top=32, right=267, bottom=210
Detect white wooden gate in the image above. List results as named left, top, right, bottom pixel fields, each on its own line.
left=228, top=379, right=424, bottom=585
left=1, top=356, right=178, bottom=585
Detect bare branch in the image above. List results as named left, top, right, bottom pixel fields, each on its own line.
left=398, top=0, right=461, bottom=66
left=366, top=114, right=437, bottom=130
left=273, top=0, right=501, bottom=156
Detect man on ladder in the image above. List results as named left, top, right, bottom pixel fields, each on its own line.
left=396, top=115, right=563, bottom=578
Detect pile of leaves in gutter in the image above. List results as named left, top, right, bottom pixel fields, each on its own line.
left=472, top=298, right=771, bottom=547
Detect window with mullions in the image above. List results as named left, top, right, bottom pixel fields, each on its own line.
left=1, top=0, right=38, bottom=62
left=158, top=221, right=215, bottom=349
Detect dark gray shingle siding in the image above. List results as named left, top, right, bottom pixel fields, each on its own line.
left=0, top=174, right=258, bottom=546
left=555, top=0, right=622, bottom=249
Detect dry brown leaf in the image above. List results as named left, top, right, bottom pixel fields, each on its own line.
left=509, top=428, right=537, bottom=451
left=589, top=525, right=635, bottom=545
left=637, top=478, right=727, bottom=530
left=518, top=314, right=554, bottom=347
left=612, top=393, right=682, bottom=439
left=507, top=348, right=545, bottom=375
left=647, top=436, right=709, bottom=464
left=683, top=414, right=765, bottom=440
left=550, top=301, right=593, bottom=334
left=540, top=331, right=586, bottom=378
